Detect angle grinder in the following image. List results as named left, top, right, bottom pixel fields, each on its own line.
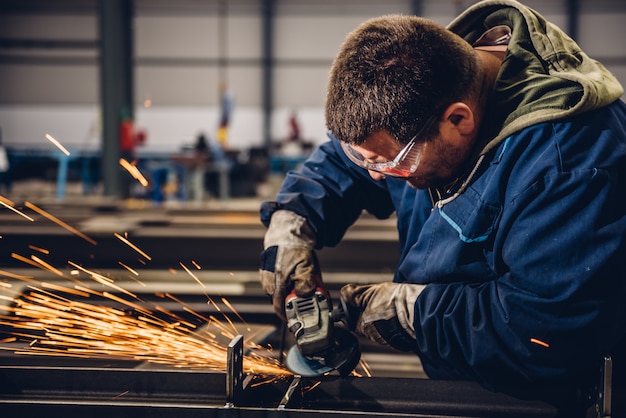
left=284, top=285, right=361, bottom=376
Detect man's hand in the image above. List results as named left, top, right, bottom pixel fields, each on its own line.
left=260, top=210, right=318, bottom=320
left=341, top=282, right=425, bottom=352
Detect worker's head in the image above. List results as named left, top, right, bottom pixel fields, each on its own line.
left=326, top=14, right=485, bottom=188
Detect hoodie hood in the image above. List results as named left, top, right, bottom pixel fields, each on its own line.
left=447, top=0, right=624, bottom=155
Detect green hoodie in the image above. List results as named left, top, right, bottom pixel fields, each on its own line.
left=448, top=0, right=624, bottom=155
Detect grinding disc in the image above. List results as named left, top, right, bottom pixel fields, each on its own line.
left=285, top=328, right=361, bottom=376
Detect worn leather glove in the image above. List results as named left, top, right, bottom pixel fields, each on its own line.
left=341, top=282, right=425, bottom=352
left=260, top=210, right=318, bottom=320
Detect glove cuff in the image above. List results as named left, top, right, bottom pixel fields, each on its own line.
left=264, top=210, right=316, bottom=249
left=394, top=283, right=424, bottom=340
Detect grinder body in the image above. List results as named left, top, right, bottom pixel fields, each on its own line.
left=284, top=287, right=360, bottom=376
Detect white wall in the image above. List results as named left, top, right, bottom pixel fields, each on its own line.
left=0, top=104, right=328, bottom=153
left=0, top=105, right=100, bottom=152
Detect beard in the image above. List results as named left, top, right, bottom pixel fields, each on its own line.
left=404, top=135, right=474, bottom=190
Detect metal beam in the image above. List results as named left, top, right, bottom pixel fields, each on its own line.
left=410, top=0, right=423, bottom=16
left=567, top=0, right=580, bottom=41
left=0, top=366, right=579, bottom=417
left=261, top=0, right=274, bottom=152
left=0, top=39, right=97, bottom=49
left=99, top=0, right=133, bottom=198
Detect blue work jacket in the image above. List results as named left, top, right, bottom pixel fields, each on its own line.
left=261, top=100, right=626, bottom=394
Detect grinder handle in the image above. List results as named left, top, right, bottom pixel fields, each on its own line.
left=332, top=296, right=358, bottom=331
left=284, top=269, right=329, bottom=305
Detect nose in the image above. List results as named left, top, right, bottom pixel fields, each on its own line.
left=367, top=170, right=386, bottom=181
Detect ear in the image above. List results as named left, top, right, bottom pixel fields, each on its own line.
left=440, top=102, right=476, bottom=137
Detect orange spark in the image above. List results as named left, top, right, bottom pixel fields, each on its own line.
left=530, top=338, right=550, bottom=348
left=358, top=358, right=373, bottom=377
left=0, top=196, right=34, bottom=221
left=125, top=274, right=147, bottom=288
left=11, top=253, right=43, bottom=269
left=31, top=255, right=64, bottom=277
left=0, top=269, right=33, bottom=280
left=45, top=133, right=70, bottom=156
left=114, top=233, right=151, bottom=260
left=179, top=262, right=204, bottom=289
left=0, top=278, right=289, bottom=375
left=303, top=380, right=322, bottom=393
left=28, top=245, right=50, bottom=254
left=67, top=261, right=138, bottom=300
left=39, top=283, right=90, bottom=298
left=118, top=261, right=139, bottom=276
left=0, top=200, right=295, bottom=378
left=221, top=297, right=248, bottom=328
left=0, top=195, right=14, bottom=206
left=112, top=390, right=130, bottom=399
left=24, top=202, right=96, bottom=245
left=119, top=158, right=149, bottom=187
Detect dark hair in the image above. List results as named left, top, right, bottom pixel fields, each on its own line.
left=326, top=14, right=482, bottom=145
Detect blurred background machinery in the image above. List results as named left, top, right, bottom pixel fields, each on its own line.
left=0, top=0, right=624, bottom=202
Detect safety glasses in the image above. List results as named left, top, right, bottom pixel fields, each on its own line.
left=338, top=116, right=436, bottom=178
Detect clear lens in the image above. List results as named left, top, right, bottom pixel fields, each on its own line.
left=341, top=141, right=399, bottom=171
left=340, top=140, right=422, bottom=177
left=338, top=116, right=435, bottom=178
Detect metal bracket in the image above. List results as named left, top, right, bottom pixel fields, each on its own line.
left=225, top=334, right=244, bottom=408
left=598, top=356, right=613, bottom=418
left=278, top=375, right=302, bottom=409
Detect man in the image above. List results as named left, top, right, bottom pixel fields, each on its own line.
left=260, top=0, right=626, bottom=408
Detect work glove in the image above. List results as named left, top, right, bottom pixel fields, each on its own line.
left=260, top=210, right=318, bottom=321
left=341, top=282, right=425, bottom=352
